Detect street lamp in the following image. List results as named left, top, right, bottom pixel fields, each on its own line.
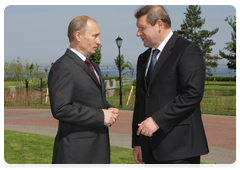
left=115, top=36, right=123, bottom=106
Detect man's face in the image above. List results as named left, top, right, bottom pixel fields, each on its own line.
left=136, top=15, right=159, bottom=48
left=79, top=20, right=101, bottom=56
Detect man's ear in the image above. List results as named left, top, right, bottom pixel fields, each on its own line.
left=75, top=30, right=81, bottom=42
left=156, top=19, right=164, bottom=33
left=156, top=19, right=164, bottom=28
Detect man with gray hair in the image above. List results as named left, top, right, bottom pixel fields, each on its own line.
left=132, top=5, right=209, bottom=164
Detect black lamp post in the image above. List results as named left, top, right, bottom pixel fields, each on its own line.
left=115, top=36, right=123, bottom=106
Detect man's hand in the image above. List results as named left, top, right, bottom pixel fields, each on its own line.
left=108, top=108, right=119, bottom=126
left=102, top=108, right=119, bottom=127
left=108, top=107, right=119, bottom=115
left=137, top=117, right=159, bottom=137
left=133, top=146, right=144, bottom=164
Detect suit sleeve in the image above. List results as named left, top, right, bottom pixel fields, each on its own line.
left=132, top=56, right=142, bottom=147
left=151, top=43, right=205, bottom=134
left=48, top=62, right=104, bottom=128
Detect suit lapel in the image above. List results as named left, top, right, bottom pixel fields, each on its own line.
left=147, top=34, right=178, bottom=90
left=140, top=49, right=152, bottom=91
left=92, top=61, right=104, bottom=89
left=66, top=49, right=101, bottom=88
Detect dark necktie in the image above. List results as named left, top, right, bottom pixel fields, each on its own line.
left=146, top=49, right=160, bottom=87
left=85, top=58, right=99, bottom=84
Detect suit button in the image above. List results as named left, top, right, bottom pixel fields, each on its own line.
left=146, top=94, right=149, bottom=98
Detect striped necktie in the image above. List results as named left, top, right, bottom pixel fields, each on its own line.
left=146, top=49, right=160, bottom=87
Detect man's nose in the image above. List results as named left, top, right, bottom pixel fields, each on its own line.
left=97, top=38, right=101, bottom=45
left=137, top=29, right=141, bottom=37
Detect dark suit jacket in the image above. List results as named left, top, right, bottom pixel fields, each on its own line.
left=48, top=49, right=111, bottom=164
left=132, top=33, right=209, bottom=162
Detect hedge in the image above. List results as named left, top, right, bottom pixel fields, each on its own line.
left=205, top=77, right=236, bottom=81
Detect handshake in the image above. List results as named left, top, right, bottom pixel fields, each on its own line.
left=102, top=108, right=119, bottom=127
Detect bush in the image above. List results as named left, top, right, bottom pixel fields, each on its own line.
left=103, top=77, right=120, bottom=81
left=133, top=79, right=136, bottom=86
left=205, top=77, right=236, bottom=81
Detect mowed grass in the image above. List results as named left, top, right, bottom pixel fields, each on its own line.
left=4, top=130, right=232, bottom=168
left=201, top=81, right=236, bottom=115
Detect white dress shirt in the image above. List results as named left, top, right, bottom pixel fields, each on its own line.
left=145, top=30, right=173, bottom=76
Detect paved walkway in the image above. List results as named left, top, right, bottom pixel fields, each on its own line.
left=4, top=109, right=236, bottom=164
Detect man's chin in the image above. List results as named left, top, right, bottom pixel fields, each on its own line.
left=90, top=51, right=96, bottom=55
left=143, top=43, right=149, bottom=48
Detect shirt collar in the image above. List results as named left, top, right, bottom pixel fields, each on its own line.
left=152, top=30, right=173, bottom=52
left=68, top=47, right=86, bottom=62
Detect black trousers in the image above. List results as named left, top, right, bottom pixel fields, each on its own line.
left=146, top=143, right=200, bottom=164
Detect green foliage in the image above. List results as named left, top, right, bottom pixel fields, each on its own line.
left=4, top=62, right=9, bottom=78
left=89, top=44, right=102, bottom=65
left=25, top=61, right=31, bottom=79
left=114, top=54, right=134, bottom=79
left=5, top=57, right=26, bottom=81
left=219, top=16, right=236, bottom=71
left=103, top=76, right=120, bottom=81
left=114, top=54, right=125, bottom=74
left=123, top=62, right=135, bottom=79
left=44, top=67, right=49, bottom=79
left=205, top=77, right=236, bottom=81
left=4, top=79, right=48, bottom=89
left=4, top=57, right=50, bottom=81
left=15, top=57, right=25, bottom=80
left=175, top=5, right=220, bottom=76
left=29, top=63, right=35, bottom=79
left=133, top=79, right=136, bottom=86
left=34, top=63, right=44, bottom=79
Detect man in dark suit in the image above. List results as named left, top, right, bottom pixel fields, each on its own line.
left=48, top=16, right=119, bottom=164
left=132, top=5, right=209, bottom=164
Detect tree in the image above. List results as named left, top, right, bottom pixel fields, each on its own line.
left=219, top=16, right=236, bottom=71
left=15, top=57, right=25, bottom=80
left=114, top=54, right=131, bottom=78
left=123, top=62, right=135, bottom=79
left=29, top=63, right=35, bottom=80
left=4, top=57, right=25, bottom=80
left=25, top=60, right=34, bottom=80
left=44, top=67, right=49, bottom=79
left=4, top=62, right=9, bottom=80
left=89, top=44, right=102, bottom=65
left=175, top=5, right=220, bottom=76
left=34, top=63, right=43, bottom=79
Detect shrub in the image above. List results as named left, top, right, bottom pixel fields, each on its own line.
left=205, top=77, right=236, bottom=81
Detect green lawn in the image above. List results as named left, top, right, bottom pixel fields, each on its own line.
left=4, top=130, right=211, bottom=164
left=201, top=81, right=236, bottom=115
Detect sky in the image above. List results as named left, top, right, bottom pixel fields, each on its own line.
left=3, top=2, right=237, bottom=68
